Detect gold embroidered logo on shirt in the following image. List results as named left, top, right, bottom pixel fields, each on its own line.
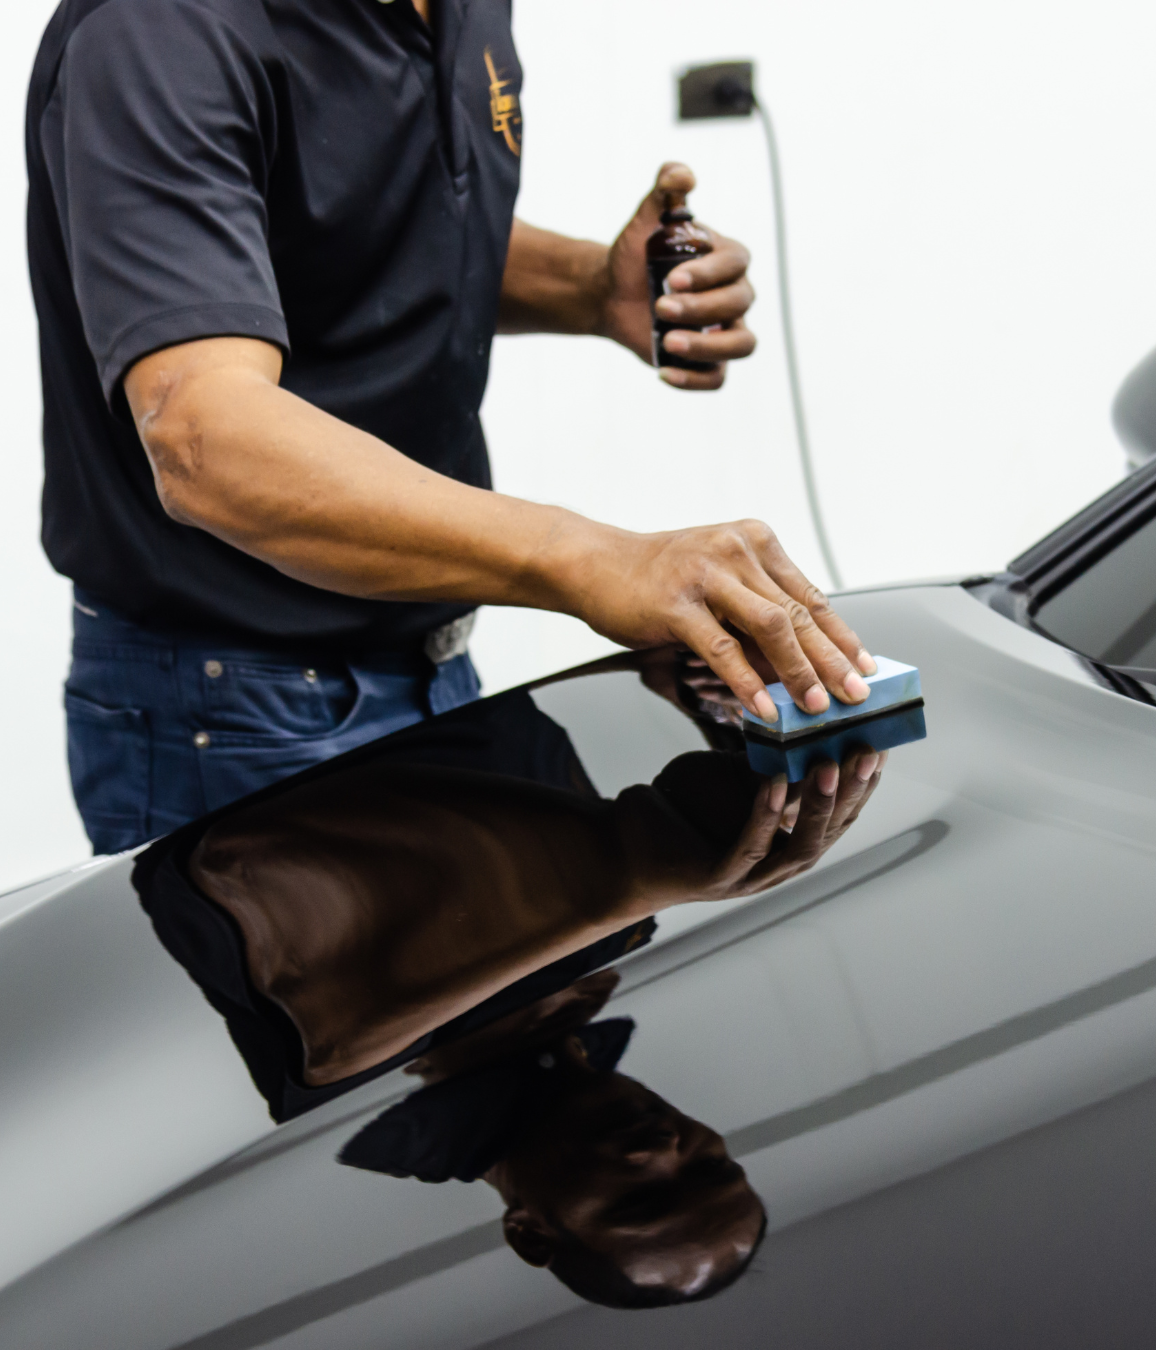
left=484, top=48, right=521, bottom=157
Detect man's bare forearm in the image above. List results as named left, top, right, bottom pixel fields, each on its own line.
left=126, top=336, right=609, bottom=611
left=497, top=219, right=611, bottom=336
left=125, top=336, right=877, bottom=721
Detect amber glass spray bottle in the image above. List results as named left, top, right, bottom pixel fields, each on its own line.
left=646, top=191, right=715, bottom=372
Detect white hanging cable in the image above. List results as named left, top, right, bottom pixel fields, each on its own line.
left=752, top=94, right=844, bottom=590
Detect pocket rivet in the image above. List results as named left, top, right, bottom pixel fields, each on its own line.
left=193, top=731, right=211, bottom=749
left=204, top=660, right=223, bottom=679
left=303, top=668, right=319, bottom=684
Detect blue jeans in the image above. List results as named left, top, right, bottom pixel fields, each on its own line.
left=65, top=590, right=480, bottom=855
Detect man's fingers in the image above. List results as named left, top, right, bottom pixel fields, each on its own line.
left=781, top=760, right=839, bottom=864
left=572, top=518, right=875, bottom=728
left=659, top=366, right=726, bottom=391
left=824, top=751, right=879, bottom=834
left=751, top=531, right=875, bottom=676
left=750, top=761, right=838, bottom=884
left=664, top=322, right=757, bottom=364
left=854, top=751, right=880, bottom=783
left=675, top=606, right=782, bottom=721
left=715, top=775, right=787, bottom=886
left=737, top=568, right=869, bottom=708
left=668, top=523, right=870, bottom=711
left=792, top=586, right=874, bottom=678
left=709, top=575, right=829, bottom=714
left=741, top=752, right=883, bottom=893
left=655, top=278, right=755, bottom=329
left=843, top=748, right=885, bottom=816
left=665, top=238, right=751, bottom=292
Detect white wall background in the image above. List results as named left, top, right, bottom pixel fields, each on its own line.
left=4, top=0, right=1156, bottom=891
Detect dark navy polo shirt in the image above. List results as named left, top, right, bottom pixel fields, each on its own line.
left=26, top=0, right=523, bottom=650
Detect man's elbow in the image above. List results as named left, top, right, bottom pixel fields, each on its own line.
left=123, top=336, right=283, bottom=531
left=137, top=411, right=210, bottom=526
left=125, top=358, right=218, bottom=525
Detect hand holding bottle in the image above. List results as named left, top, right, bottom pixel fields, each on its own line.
left=596, top=162, right=757, bottom=390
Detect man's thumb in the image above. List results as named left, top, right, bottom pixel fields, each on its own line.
left=631, top=161, right=697, bottom=232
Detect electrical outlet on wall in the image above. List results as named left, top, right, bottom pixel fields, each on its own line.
left=677, top=61, right=755, bottom=120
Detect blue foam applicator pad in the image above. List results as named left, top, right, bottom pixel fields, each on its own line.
left=745, top=703, right=927, bottom=783
left=742, top=655, right=922, bottom=741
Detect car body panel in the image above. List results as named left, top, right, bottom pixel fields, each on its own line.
left=2, top=583, right=1156, bottom=1347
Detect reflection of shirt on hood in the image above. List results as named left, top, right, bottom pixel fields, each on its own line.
left=339, top=1019, right=636, bottom=1183
left=132, top=691, right=654, bottom=1122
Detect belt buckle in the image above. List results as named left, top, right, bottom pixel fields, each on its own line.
left=423, top=611, right=476, bottom=665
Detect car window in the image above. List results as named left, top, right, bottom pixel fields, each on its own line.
left=1032, top=512, right=1156, bottom=668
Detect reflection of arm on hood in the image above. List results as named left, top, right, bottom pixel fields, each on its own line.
left=136, top=833, right=651, bottom=1122
left=186, top=747, right=770, bottom=1087
left=188, top=763, right=657, bottom=1085
left=162, top=748, right=781, bottom=1092
left=132, top=692, right=658, bottom=1120
left=133, top=681, right=873, bottom=1125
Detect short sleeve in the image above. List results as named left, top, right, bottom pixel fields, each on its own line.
left=43, top=0, right=289, bottom=404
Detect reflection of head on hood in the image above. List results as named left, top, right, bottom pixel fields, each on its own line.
left=340, top=983, right=766, bottom=1312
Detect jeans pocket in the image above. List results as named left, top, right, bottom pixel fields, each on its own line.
left=202, top=660, right=359, bottom=743
left=64, top=689, right=151, bottom=854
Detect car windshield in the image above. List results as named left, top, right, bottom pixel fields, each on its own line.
left=1031, top=511, right=1156, bottom=670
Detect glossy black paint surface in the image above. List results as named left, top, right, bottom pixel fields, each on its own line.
left=3, top=576, right=1156, bottom=1347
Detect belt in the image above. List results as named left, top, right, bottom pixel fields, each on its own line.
left=74, top=587, right=476, bottom=667
left=423, top=611, right=476, bottom=665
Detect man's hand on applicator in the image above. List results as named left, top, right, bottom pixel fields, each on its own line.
left=563, top=517, right=877, bottom=725
left=597, top=161, right=757, bottom=389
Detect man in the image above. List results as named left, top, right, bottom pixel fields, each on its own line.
left=28, top=0, right=876, bottom=854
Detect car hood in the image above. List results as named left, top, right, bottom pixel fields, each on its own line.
left=2, top=583, right=1155, bottom=1349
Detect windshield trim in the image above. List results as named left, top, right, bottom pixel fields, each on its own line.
left=1007, top=459, right=1156, bottom=604
left=966, top=460, right=1156, bottom=701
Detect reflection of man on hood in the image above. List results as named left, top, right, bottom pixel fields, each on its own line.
left=341, top=974, right=767, bottom=1310
left=135, top=685, right=881, bottom=1128
left=127, top=674, right=885, bottom=1308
